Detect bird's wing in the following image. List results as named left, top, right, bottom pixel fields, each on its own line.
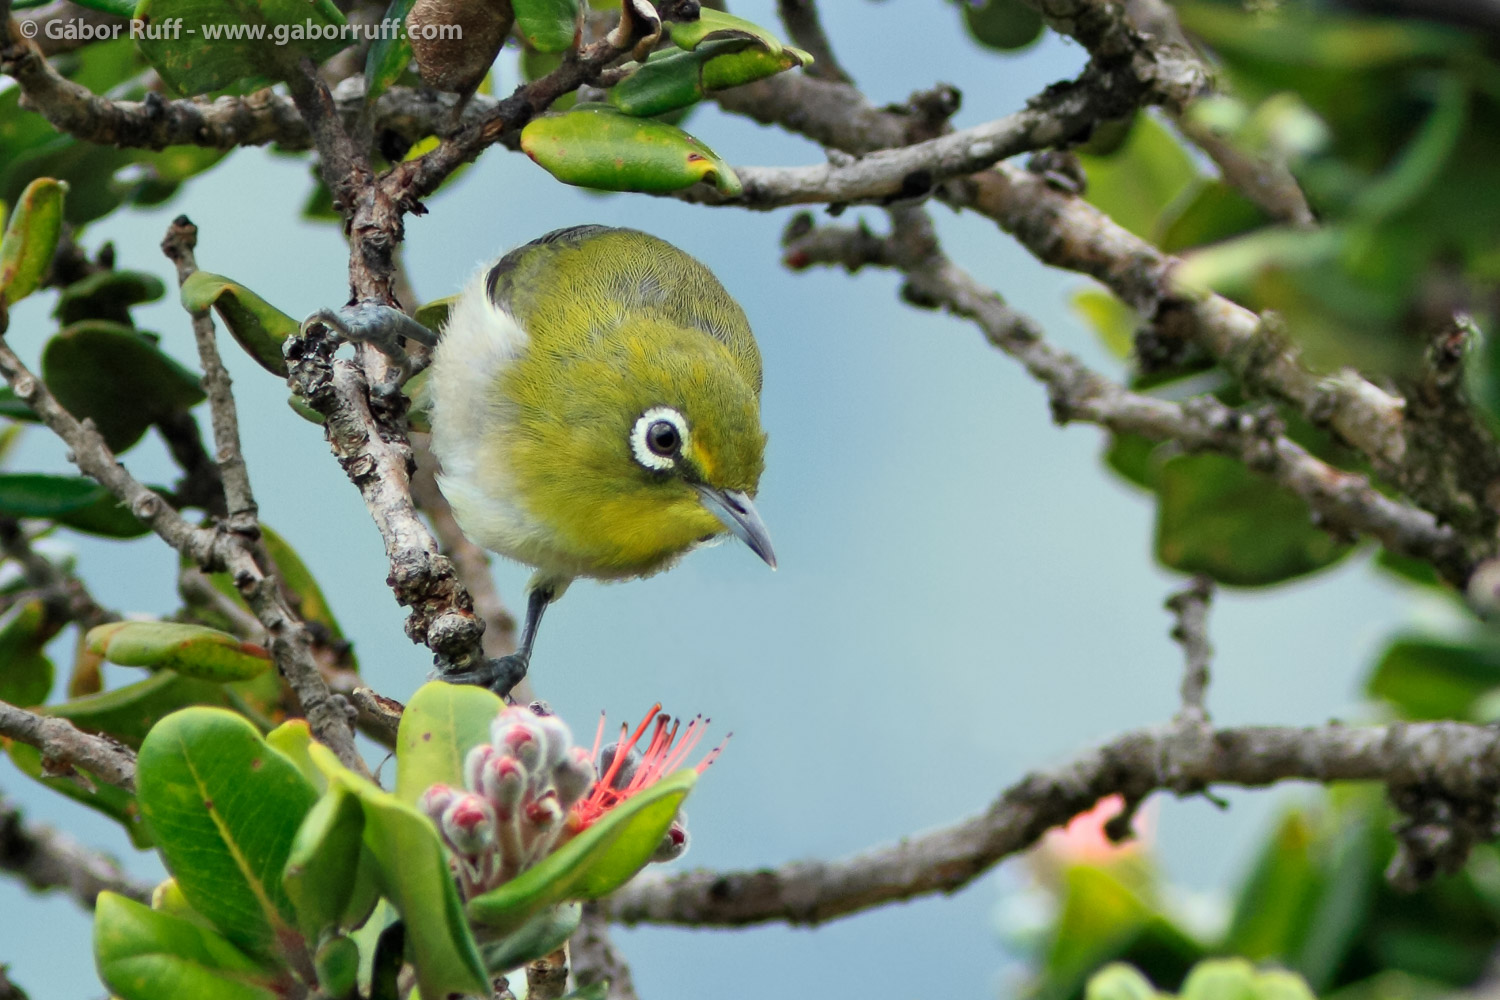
left=485, top=226, right=764, bottom=396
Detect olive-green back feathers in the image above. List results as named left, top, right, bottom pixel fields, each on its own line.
left=485, top=226, right=764, bottom=395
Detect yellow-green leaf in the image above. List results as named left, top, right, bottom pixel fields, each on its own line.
left=521, top=106, right=741, bottom=196
left=0, top=177, right=67, bottom=306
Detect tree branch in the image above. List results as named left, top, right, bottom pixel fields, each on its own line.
left=0, top=517, right=115, bottom=631
left=572, top=903, right=641, bottom=1000
left=0, top=317, right=364, bottom=773
left=782, top=210, right=1462, bottom=578
left=1165, top=577, right=1213, bottom=726
left=603, top=718, right=1500, bottom=928
left=775, top=0, right=852, bottom=84
left=0, top=700, right=136, bottom=792
left=161, top=216, right=258, bottom=533
left=0, top=795, right=152, bottom=908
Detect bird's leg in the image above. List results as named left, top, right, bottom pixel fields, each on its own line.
left=439, top=584, right=555, bottom=699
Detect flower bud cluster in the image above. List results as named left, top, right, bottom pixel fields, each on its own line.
left=420, top=705, right=597, bottom=896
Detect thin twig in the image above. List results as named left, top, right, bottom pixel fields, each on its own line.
left=0, top=518, right=115, bottom=631
left=1165, top=577, right=1213, bottom=726
left=161, top=216, right=258, bottom=533
left=0, top=795, right=153, bottom=908
left=776, top=0, right=852, bottom=83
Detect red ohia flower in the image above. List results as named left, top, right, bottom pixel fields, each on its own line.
left=568, top=703, right=726, bottom=832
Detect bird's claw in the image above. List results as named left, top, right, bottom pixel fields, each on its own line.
left=301, top=303, right=439, bottom=363
left=438, top=653, right=529, bottom=700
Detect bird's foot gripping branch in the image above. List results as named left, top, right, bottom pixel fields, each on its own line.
left=91, top=681, right=713, bottom=1000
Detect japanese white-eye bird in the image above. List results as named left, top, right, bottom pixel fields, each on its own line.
left=424, top=225, right=775, bottom=695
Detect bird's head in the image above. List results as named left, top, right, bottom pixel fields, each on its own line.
left=506, top=315, right=774, bottom=575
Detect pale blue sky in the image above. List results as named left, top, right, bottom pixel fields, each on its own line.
left=0, top=3, right=1426, bottom=997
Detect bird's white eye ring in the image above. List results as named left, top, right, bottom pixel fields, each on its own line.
left=630, top=407, right=689, bottom=471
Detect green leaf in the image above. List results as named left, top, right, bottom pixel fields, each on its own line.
left=0, top=598, right=58, bottom=707
left=54, top=269, right=167, bottom=326
left=42, top=320, right=206, bottom=453
left=609, top=42, right=809, bottom=118
left=56, top=489, right=152, bottom=538
left=1156, top=180, right=1270, bottom=254
left=1078, top=115, right=1199, bottom=241
left=133, top=0, right=353, bottom=96
left=364, top=0, right=416, bottom=102
left=1179, top=958, right=1260, bottom=1000
left=314, top=934, right=361, bottom=998
left=0, top=387, right=40, bottom=423
left=668, top=8, right=782, bottom=54
left=179, top=271, right=299, bottom=377
left=136, top=708, right=318, bottom=955
left=700, top=44, right=811, bottom=94
left=5, top=740, right=151, bottom=847
left=1041, top=864, right=1203, bottom=1000
left=86, top=621, right=270, bottom=682
left=394, top=679, right=504, bottom=804
left=479, top=902, right=582, bottom=973
left=1367, top=637, right=1500, bottom=721
left=47, top=670, right=236, bottom=748
left=266, top=719, right=323, bottom=792
left=1154, top=453, right=1352, bottom=587
left=513, top=0, right=578, bottom=53
left=467, top=769, right=695, bottom=934
left=1086, top=963, right=1160, bottom=1000
left=521, top=105, right=741, bottom=196
left=412, top=295, right=456, bottom=336
left=283, top=782, right=365, bottom=940
left=0, top=472, right=105, bottom=516
left=94, top=892, right=282, bottom=1000
left=314, top=747, right=487, bottom=1000
left=1224, top=811, right=1321, bottom=960
left=0, top=177, right=66, bottom=306
left=959, top=0, right=1045, bottom=52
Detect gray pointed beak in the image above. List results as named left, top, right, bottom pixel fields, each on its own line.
left=694, top=485, right=777, bottom=569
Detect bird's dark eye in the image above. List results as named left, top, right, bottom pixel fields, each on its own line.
left=646, top=420, right=680, bottom=456
left=630, top=407, right=689, bottom=471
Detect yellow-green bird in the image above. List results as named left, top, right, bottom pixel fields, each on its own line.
left=426, top=225, right=775, bottom=694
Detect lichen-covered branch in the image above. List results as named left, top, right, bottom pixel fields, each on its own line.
left=283, top=326, right=485, bottom=674
left=0, top=700, right=136, bottom=791
left=783, top=210, right=1462, bottom=578
left=0, top=796, right=152, bottom=907
left=603, top=717, right=1500, bottom=927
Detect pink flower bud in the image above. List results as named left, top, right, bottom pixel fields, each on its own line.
left=524, top=789, right=562, bottom=834
left=441, top=793, right=496, bottom=856
left=418, top=783, right=457, bottom=824
left=532, top=712, right=573, bottom=772
left=651, top=819, right=689, bottom=863
left=492, top=709, right=542, bottom=769
left=463, top=743, right=496, bottom=794
left=481, top=754, right=526, bottom=817
left=552, top=746, right=596, bottom=810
